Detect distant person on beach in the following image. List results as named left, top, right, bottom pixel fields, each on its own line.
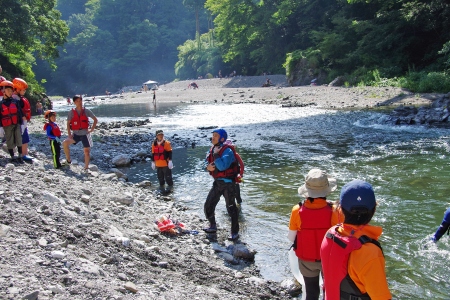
left=62, top=95, right=98, bottom=170
left=262, top=78, right=272, bottom=87
left=188, top=82, right=198, bottom=89
left=288, top=169, right=340, bottom=300
left=13, top=78, right=33, bottom=161
left=36, top=101, right=43, bottom=115
left=67, top=97, right=71, bottom=105
left=203, top=128, right=240, bottom=241
left=321, top=180, right=392, bottom=300
left=43, top=110, right=62, bottom=169
left=153, top=90, right=156, bottom=105
left=429, top=207, right=450, bottom=244
left=151, top=130, right=174, bottom=193
left=0, top=80, right=24, bottom=163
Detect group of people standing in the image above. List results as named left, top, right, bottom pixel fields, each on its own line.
left=0, top=77, right=33, bottom=163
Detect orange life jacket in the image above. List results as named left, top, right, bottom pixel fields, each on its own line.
left=294, top=202, right=332, bottom=262
left=70, top=108, right=89, bottom=130
left=0, top=100, right=20, bottom=127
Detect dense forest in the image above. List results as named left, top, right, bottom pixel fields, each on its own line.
left=1, top=0, right=450, bottom=97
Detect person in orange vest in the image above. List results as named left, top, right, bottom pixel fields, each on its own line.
left=288, top=168, right=341, bottom=300
left=320, top=180, right=392, bottom=300
left=62, top=95, right=98, bottom=170
left=12, top=78, right=33, bottom=161
left=151, top=130, right=174, bottom=193
left=0, top=80, right=24, bottom=163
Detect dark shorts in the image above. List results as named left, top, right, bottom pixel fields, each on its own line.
left=22, top=128, right=30, bottom=144
left=73, top=133, right=93, bottom=148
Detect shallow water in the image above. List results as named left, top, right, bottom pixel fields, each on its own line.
left=57, top=100, right=450, bottom=298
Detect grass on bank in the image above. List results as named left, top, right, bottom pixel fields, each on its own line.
left=355, top=70, right=450, bottom=93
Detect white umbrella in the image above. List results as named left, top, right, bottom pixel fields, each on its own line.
left=143, top=80, right=158, bottom=85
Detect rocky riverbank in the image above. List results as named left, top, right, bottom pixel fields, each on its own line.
left=1, top=76, right=448, bottom=299
left=0, top=115, right=299, bottom=299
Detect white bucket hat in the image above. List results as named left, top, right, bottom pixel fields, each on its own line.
left=298, top=169, right=337, bottom=198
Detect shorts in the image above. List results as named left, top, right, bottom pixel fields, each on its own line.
left=22, top=128, right=30, bottom=144
left=73, top=133, right=93, bottom=148
left=298, top=259, right=322, bottom=277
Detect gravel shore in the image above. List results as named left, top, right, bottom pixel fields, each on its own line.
left=0, top=76, right=442, bottom=299
left=120, top=75, right=439, bottom=109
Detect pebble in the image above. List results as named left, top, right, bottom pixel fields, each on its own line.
left=124, top=281, right=138, bottom=293
left=51, top=251, right=66, bottom=259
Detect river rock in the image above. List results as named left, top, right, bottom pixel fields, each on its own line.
left=112, top=154, right=131, bottom=167
left=0, top=224, right=11, bottom=237
left=124, top=281, right=138, bottom=293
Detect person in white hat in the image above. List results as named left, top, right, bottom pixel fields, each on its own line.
left=288, top=168, right=342, bottom=300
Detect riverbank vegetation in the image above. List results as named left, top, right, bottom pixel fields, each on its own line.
left=1, top=0, right=449, bottom=96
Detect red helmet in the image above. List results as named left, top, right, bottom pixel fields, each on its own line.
left=13, top=78, right=28, bottom=90
left=0, top=80, right=14, bottom=88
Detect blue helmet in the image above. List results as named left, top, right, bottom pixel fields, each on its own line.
left=340, top=180, right=376, bottom=212
left=212, top=128, right=227, bottom=143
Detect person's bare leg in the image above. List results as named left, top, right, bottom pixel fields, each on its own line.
left=83, top=147, right=90, bottom=169
left=22, top=143, right=28, bottom=156
left=63, top=139, right=74, bottom=162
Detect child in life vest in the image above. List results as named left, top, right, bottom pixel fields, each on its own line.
left=43, top=110, right=62, bottom=169
left=288, top=168, right=341, bottom=300
left=13, top=78, right=33, bottom=161
left=320, top=180, right=392, bottom=300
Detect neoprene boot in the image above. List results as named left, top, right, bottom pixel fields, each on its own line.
left=303, top=275, right=320, bottom=300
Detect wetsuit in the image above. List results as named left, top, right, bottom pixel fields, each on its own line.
left=433, top=207, right=450, bottom=242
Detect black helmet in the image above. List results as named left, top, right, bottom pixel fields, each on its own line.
left=155, top=130, right=164, bottom=136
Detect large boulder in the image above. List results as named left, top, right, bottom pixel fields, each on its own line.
left=112, top=154, right=131, bottom=167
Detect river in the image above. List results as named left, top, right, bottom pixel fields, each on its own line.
left=55, top=99, right=450, bottom=299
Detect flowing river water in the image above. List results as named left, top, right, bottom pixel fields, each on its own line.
left=55, top=99, right=450, bottom=299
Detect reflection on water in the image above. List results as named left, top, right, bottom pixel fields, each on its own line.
left=86, top=101, right=450, bottom=298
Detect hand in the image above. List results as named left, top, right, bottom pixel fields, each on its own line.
left=151, top=162, right=156, bottom=170
left=0, top=127, right=4, bottom=138
left=168, top=161, right=173, bottom=169
left=55, top=137, right=61, bottom=143
left=21, top=124, right=26, bottom=134
left=206, top=163, right=216, bottom=172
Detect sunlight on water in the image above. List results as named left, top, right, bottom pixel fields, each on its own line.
left=94, top=101, right=450, bottom=298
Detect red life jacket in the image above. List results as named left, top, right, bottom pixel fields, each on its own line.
left=70, top=108, right=89, bottom=130
left=153, top=141, right=166, bottom=161
left=294, top=202, right=332, bottom=261
left=0, top=100, right=19, bottom=126
left=20, top=96, right=31, bottom=121
left=207, top=144, right=240, bottom=179
left=43, top=122, right=61, bottom=139
left=320, top=226, right=381, bottom=300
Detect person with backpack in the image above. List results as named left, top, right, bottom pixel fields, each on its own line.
left=203, top=128, right=241, bottom=241
left=43, top=110, right=62, bottom=169
left=288, top=168, right=341, bottom=300
left=13, top=78, right=33, bottom=161
left=223, top=139, right=245, bottom=208
left=151, top=129, right=174, bottom=193
left=320, top=180, right=392, bottom=300
left=62, top=95, right=98, bottom=170
left=0, top=80, right=24, bottom=163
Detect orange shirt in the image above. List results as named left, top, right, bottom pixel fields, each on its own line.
left=336, top=224, right=392, bottom=300
left=151, top=140, right=172, bottom=167
left=289, top=199, right=344, bottom=231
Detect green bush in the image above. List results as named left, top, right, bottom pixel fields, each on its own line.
left=401, top=71, right=450, bottom=93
